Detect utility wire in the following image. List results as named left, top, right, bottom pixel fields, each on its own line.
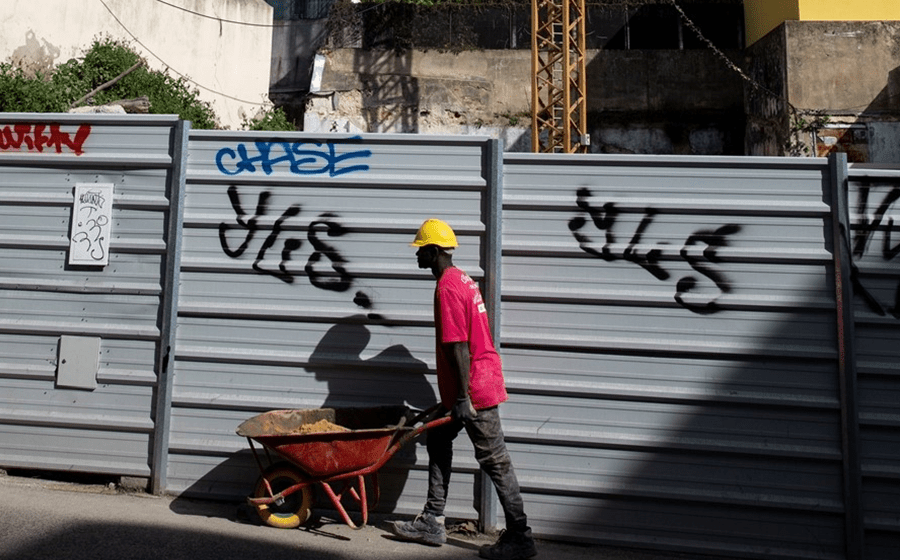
left=665, top=0, right=891, bottom=156
left=666, top=0, right=878, bottom=116
left=152, top=0, right=287, bottom=28
left=666, top=0, right=785, bottom=103
left=104, top=0, right=882, bottom=119
left=97, top=0, right=269, bottom=106
left=154, top=0, right=385, bottom=27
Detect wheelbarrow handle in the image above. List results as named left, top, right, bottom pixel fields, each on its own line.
left=406, top=403, right=444, bottom=426
left=389, top=407, right=453, bottom=453
left=422, top=412, right=453, bottom=430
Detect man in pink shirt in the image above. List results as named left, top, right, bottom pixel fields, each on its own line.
left=393, top=219, right=536, bottom=560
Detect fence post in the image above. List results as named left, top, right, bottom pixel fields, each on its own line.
left=479, top=138, right=504, bottom=533
left=150, top=119, right=190, bottom=495
left=828, top=152, right=864, bottom=560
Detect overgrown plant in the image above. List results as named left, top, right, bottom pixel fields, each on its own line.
left=786, top=109, right=831, bottom=157
left=0, top=37, right=219, bottom=129
left=0, top=64, right=71, bottom=113
left=242, top=107, right=297, bottom=131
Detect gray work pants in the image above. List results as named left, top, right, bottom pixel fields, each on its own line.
left=424, top=406, right=529, bottom=532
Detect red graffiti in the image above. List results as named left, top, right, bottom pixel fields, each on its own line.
left=0, top=123, right=92, bottom=156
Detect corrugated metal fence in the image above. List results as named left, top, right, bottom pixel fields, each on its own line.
left=501, top=153, right=854, bottom=559
left=0, top=114, right=186, bottom=478
left=0, top=114, right=897, bottom=560
left=846, top=165, right=900, bottom=560
left=165, top=131, right=502, bottom=524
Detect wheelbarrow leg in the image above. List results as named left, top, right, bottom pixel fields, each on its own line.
left=319, top=473, right=379, bottom=529
left=320, top=479, right=362, bottom=529
left=354, top=475, right=368, bottom=525
left=349, top=472, right=380, bottom=514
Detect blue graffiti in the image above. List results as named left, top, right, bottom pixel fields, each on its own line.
left=216, top=139, right=372, bottom=177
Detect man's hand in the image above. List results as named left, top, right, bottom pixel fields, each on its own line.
left=452, top=396, right=477, bottom=423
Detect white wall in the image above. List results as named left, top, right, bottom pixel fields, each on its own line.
left=0, top=0, right=273, bottom=129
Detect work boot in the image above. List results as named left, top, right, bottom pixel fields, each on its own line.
left=392, top=512, right=447, bottom=546
left=479, top=528, right=537, bottom=560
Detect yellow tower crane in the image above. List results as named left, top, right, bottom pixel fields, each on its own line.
left=531, top=0, right=589, bottom=153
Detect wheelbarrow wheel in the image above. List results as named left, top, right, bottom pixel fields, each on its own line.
left=253, top=464, right=313, bottom=529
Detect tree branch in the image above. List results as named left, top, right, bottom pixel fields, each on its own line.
left=69, top=61, right=144, bottom=109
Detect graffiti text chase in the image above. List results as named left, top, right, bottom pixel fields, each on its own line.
left=216, top=140, right=371, bottom=177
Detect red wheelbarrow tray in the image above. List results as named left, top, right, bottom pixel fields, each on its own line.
left=236, top=405, right=424, bottom=478
left=236, top=405, right=450, bottom=529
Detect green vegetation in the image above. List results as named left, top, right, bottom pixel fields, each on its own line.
left=787, top=109, right=831, bottom=157
left=242, top=106, right=296, bottom=132
left=0, top=36, right=292, bottom=131
left=0, top=63, right=70, bottom=113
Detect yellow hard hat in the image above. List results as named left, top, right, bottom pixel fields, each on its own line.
left=411, top=218, right=458, bottom=248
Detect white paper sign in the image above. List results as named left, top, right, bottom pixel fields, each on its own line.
left=69, top=183, right=114, bottom=266
left=310, top=54, right=325, bottom=93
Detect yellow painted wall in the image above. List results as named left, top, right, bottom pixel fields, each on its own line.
left=798, top=0, right=900, bottom=21
left=745, top=0, right=900, bottom=45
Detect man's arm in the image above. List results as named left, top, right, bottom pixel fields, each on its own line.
left=445, top=341, right=477, bottom=422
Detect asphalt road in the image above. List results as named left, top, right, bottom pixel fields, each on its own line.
left=0, top=470, right=737, bottom=560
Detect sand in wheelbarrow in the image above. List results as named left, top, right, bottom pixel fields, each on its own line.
left=293, top=419, right=350, bottom=435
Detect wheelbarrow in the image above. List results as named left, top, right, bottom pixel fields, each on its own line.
left=236, top=404, right=450, bottom=529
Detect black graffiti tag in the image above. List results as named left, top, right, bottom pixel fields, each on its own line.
left=217, top=186, right=303, bottom=283
left=570, top=188, right=669, bottom=280
left=570, top=187, right=618, bottom=261
left=622, top=208, right=669, bottom=281
left=305, top=212, right=352, bottom=292
left=253, top=204, right=303, bottom=283
left=851, top=186, right=900, bottom=318
left=570, top=187, right=740, bottom=313
left=853, top=187, right=900, bottom=259
left=676, top=224, right=741, bottom=315
left=217, top=187, right=352, bottom=291
left=218, top=186, right=270, bottom=258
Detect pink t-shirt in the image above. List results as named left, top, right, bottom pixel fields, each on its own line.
left=434, top=267, right=507, bottom=410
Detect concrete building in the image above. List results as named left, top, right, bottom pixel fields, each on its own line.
left=0, top=0, right=274, bottom=129
left=294, top=0, right=749, bottom=155
left=274, top=0, right=900, bottom=162
left=744, top=1, right=900, bottom=160
left=743, top=0, right=900, bottom=46
left=3, top=0, right=897, bottom=160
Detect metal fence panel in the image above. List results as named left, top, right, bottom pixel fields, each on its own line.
left=501, top=153, right=847, bottom=559
left=847, top=165, right=900, bottom=560
left=3, top=118, right=899, bottom=559
left=0, top=114, right=183, bottom=477
left=170, top=132, right=498, bottom=520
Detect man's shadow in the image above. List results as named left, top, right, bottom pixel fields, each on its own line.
left=169, top=316, right=436, bottom=522
left=306, top=316, right=437, bottom=514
